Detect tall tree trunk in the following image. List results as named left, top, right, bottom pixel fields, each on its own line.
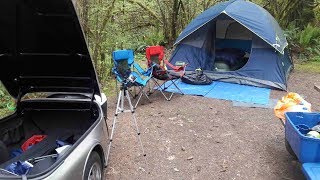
left=156, top=0, right=170, bottom=45
left=170, top=0, right=180, bottom=45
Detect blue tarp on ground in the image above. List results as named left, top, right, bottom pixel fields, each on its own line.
left=160, top=80, right=214, bottom=96
left=205, top=82, right=270, bottom=104
left=159, top=80, right=271, bottom=105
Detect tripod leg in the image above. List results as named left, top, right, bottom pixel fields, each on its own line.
left=104, top=116, right=110, bottom=137
left=115, top=79, right=118, bottom=104
left=106, top=90, right=122, bottom=166
left=120, top=89, right=124, bottom=112
left=125, top=90, right=147, bottom=160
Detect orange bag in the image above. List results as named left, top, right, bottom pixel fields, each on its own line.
left=274, top=92, right=311, bottom=120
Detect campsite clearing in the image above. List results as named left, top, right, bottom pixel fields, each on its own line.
left=105, top=71, right=320, bottom=180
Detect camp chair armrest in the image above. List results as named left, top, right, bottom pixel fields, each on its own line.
left=164, top=60, right=187, bottom=72
left=164, top=60, right=187, bottom=77
left=133, top=62, right=152, bottom=76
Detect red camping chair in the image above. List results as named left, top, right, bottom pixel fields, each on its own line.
left=146, top=45, right=186, bottom=101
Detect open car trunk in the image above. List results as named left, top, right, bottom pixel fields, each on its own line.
left=0, top=99, right=101, bottom=176
left=0, top=0, right=105, bottom=177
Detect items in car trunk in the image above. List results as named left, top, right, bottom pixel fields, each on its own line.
left=5, top=161, right=33, bottom=175
left=21, top=135, right=47, bottom=151
left=0, top=140, right=9, bottom=164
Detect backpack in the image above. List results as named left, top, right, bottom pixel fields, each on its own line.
left=181, top=69, right=212, bottom=85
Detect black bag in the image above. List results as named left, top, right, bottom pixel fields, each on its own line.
left=0, top=117, right=25, bottom=145
left=181, top=70, right=212, bottom=85
left=0, top=140, right=9, bottom=164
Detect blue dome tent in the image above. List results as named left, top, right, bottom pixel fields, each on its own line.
left=169, top=0, right=293, bottom=90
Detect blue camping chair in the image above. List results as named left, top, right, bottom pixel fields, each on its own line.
left=112, top=49, right=152, bottom=108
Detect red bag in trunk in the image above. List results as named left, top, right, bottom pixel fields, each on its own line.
left=21, top=135, right=47, bottom=151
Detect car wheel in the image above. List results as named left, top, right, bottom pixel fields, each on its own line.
left=285, top=139, right=297, bottom=160
left=84, top=151, right=103, bottom=180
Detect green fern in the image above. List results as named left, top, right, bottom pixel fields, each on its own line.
left=299, top=24, right=320, bottom=47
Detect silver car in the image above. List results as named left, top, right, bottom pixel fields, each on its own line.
left=0, top=0, right=108, bottom=179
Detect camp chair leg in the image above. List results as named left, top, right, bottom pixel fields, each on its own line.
left=134, top=87, right=151, bottom=109
left=170, top=79, right=184, bottom=95
left=128, top=87, right=137, bottom=99
left=160, top=89, right=173, bottom=101
left=147, top=81, right=152, bottom=95
left=142, top=89, right=151, bottom=103
left=167, top=91, right=174, bottom=101
left=156, top=81, right=174, bottom=101
left=149, top=78, right=159, bottom=94
left=152, top=78, right=174, bottom=101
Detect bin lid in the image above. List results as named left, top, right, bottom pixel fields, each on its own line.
left=0, top=0, right=101, bottom=98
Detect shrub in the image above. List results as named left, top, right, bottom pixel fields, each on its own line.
left=285, top=24, right=320, bottom=62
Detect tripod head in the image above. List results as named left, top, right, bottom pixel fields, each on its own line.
left=120, top=74, right=137, bottom=90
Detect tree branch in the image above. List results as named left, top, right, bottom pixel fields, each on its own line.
left=127, top=0, right=162, bottom=23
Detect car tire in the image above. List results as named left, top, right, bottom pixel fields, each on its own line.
left=285, top=139, right=297, bottom=160
left=84, top=151, right=103, bottom=180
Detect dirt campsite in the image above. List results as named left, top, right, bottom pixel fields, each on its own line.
left=104, top=71, right=320, bottom=180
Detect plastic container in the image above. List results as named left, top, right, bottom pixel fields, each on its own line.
left=287, top=104, right=310, bottom=113
left=302, top=163, right=320, bottom=180
left=285, top=112, right=320, bottom=163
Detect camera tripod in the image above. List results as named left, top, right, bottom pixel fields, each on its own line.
left=106, top=83, right=147, bottom=166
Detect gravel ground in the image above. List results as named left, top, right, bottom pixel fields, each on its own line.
left=104, top=71, right=320, bottom=180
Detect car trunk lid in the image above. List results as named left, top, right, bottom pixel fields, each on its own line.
left=0, top=0, right=100, bottom=99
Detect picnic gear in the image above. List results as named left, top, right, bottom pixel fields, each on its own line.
left=10, top=149, right=23, bottom=158
left=170, top=0, right=292, bottom=90
left=311, top=124, right=320, bottom=133
left=306, top=131, right=320, bottom=138
left=112, top=49, right=152, bottom=108
left=296, top=124, right=311, bottom=135
left=274, top=92, right=311, bottom=120
left=181, top=69, right=212, bottom=85
left=0, top=168, right=18, bottom=176
left=285, top=112, right=320, bottom=163
left=21, top=135, right=47, bottom=152
left=5, top=161, right=33, bottom=175
left=0, top=141, right=9, bottom=164
left=28, top=155, right=57, bottom=175
left=146, top=45, right=186, bottom=101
